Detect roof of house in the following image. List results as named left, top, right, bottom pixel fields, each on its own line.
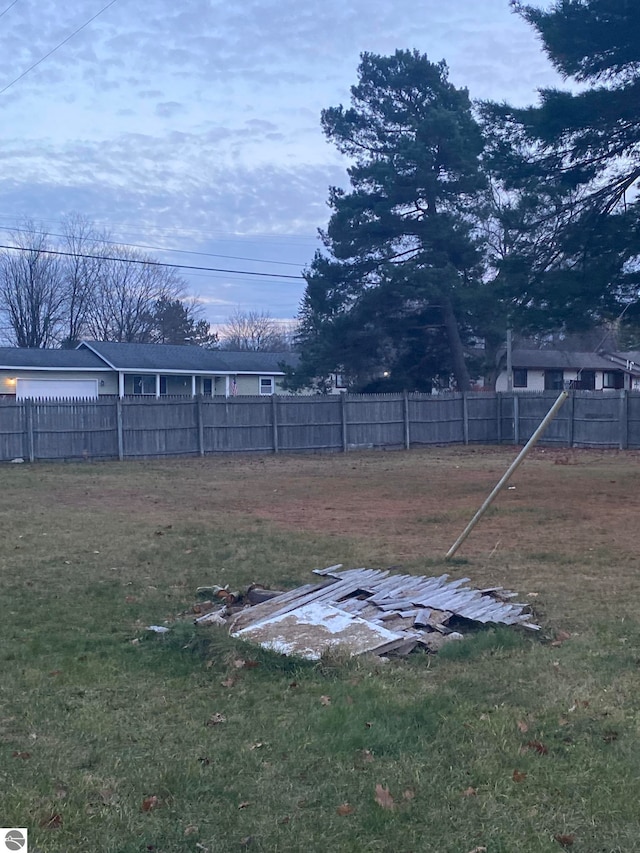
left=78, top=341, right=297, bottom=373
left=511, top=349, right=618, bottom=371
left=0, top=347, right=110, bottom=369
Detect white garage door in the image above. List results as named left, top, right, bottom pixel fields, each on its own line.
left=16, top=378, right=99, bottom=400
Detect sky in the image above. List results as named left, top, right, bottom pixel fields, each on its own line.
left=0, top=0, right=561, bottom=327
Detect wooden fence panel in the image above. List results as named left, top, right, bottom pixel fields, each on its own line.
left=277, top=396, right=343, bottom=452
left=344, top=395, right=405, bottom=449
left=122, top=397, right=198, bottom=458
left=516, top=393, right=572, bottom=447
left=408, top=394, right=466, bottom=445
left=31, top=398, right=119, bottom=460
left=627, top=393, right=640, bottom=449
left=202, top=397, right=274, bottom=453
left=571, top=392, right=623, bottom=448
left=0, top=399, right=26, bottom=460
left=467, top=394, right=501, bottom=443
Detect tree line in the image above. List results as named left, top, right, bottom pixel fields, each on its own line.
left=0, top=216, right=294, bottom=351
left=290, top=0, right=640, bottom=393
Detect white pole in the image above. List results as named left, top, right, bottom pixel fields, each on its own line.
left=445, top=390, right=568, bottom=560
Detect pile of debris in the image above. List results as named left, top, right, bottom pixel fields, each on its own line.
left=192, top=565, right=539, bottom=660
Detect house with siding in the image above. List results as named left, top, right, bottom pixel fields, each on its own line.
left=495, top=349, right=636, bottom=392
left=0, top=342, right=297, bottom=399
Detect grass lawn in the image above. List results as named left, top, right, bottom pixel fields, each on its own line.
left=1, top=446, right=640, bottom=852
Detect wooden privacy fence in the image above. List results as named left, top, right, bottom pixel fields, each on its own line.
left=1, top=390, right=639, bottom=463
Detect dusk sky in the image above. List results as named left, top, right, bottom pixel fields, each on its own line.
left=0, top=0, right=560, bottom=326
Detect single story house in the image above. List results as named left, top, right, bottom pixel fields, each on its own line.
left=495, top=349, right=633, bottom=392
left=0, top=341, right=297, bottom=399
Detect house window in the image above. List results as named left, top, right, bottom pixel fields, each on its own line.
left=576, top=370, right=595, bottom=391
left=132, top=375, right=155, bottom=395
left=603, top=371, right=623, bottom=389
left=159, top=376, right=167, bottom=396
left=544, top=370, right=564, bottom=391
left=202, top=377, right=213, bottom=396
left=259, top=376, right=274, bottom=395
left=513, top=369, right=527, bottom=388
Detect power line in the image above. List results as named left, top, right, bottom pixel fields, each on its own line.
left=0, top=1, right=19, bottom=20
left=0, top=0, right=120, bottom=96
left=0, top=225, right=306, bottom=268
left=0, top=243, right=306, bottom=280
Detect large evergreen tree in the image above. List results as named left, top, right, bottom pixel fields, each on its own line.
left=483, top=0, right=640, bottom=335
left=293, top=50, right=491, bottom=392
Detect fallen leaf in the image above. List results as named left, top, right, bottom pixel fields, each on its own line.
left=526, top=740, right=549, bottom=756
left=55, top=782, right=69, bottom=799
left=249, top=742, right=264, bottom=750
left=462, top=787, right=478, bottom=797
left=280, top=816, right=290, bottom=824
left=551, top=630, right=572, bottom=647
left=558, top=716, right=569, bottom=726
left=337, top=802, right=355, bottom=816
left=359, top=749, right=374, bottom=763
left=374, top=783, right=395, bottom=810
left=206, top=713, right=226, bottom=726
left=603, top=730, right=619, bottom=743
left=125, top=595, right=137, bottom=603
left=49, top=670, right=62, bottom=677
left=238, top=801, right=251, bottom=809
left=320, top=695, right=331, bottom=706
left=12, top=751, right=31, bottom=759
left=195, top=844, right=210, bottom=852
left=517, top=720, right=529, bottom=733
left=554, top=834, right=575, bottom=847
left=365, top=721, right=373, bottom=728
left=221, top=677, right=235, bottom=688
left=40, top=813, right=63, bottom=829
left=512, top=770, right=527, bottom=783
left=239, top=837, right=253, bottom=848
left=466, top=847, right=487, bottom=853
left=234, top=659, right=259, bottom=670
left=403, top=788, right=415, bottom=801
left=198, top=756, right=210, bottom=765
left=184, top=825, right=199, bottom=837
left=142, top=795, right=159, bottom=812
left=289, top=681, right=298, bottom=689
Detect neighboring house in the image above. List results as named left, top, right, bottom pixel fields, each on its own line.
left=495, top=349, right=631, bottom=392
left=0, top=341, right=297, bottom=399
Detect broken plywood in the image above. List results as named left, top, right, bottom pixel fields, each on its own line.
left=225, top=566, right=539, bottom=659
left=232, top=601, right=408, bottom=660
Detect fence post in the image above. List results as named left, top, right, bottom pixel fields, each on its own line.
left=272, top=394, right=279, bottom=453
left=567, top=391, right=575, bottom=448
left=496, top=393, right=502, bottom=444
left=341, top=394, right=348, bottom=452
left=196, top=397, right=205, bottom=456
left=462, top=393, right=469, bottom=445
left=403, top=390, right=410, bottom=450
left=513, top=394, right=520, bottom=445
left=619, top=390, right=628, bottom=450
left=116, top=398, right=124, bottom=461
left=24, top=399, right=35, bottom=462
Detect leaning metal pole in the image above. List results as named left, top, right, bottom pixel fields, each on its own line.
left=445, top=390, right=569, bottom=560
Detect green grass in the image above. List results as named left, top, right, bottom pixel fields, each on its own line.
left=1, top=451, right=640, bottom=851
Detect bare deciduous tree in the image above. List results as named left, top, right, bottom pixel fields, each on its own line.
left=86, top=248, right=187, bottom=343
left=0, top=222, right=65, bottom=347
left=218, top=309, right=294, bottom=351
left=59, top=213, right=109, bottom=348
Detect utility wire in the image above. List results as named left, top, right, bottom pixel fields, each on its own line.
left=0, top=0, right=19, bottom=20
left=0, top=0, right=120, bottom=95
left=0, top=243, right=306, bottom=280
left=0, top=225, right=306, bottom=268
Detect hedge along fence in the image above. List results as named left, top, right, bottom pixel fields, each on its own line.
left=0, top=390, right=638, bottom=463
